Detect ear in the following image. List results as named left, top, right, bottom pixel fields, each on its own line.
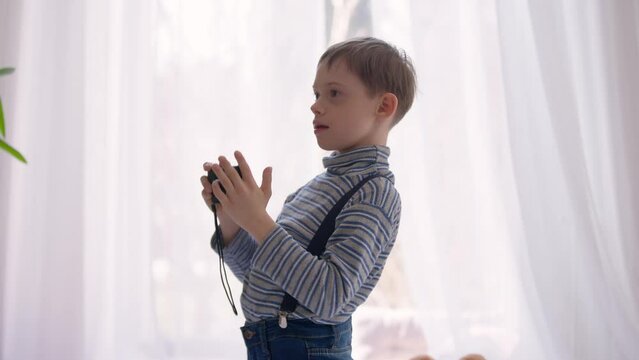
left=376, top=92, right=398, bottom=120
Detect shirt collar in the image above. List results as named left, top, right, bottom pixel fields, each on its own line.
left=322, top=145, right=391, bottom=175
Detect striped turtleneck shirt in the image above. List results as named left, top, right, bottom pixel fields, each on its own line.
left=217, top=145, right=401, bottom=325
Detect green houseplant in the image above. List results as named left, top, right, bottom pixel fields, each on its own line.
left=0, top=67, right=26, bottom=163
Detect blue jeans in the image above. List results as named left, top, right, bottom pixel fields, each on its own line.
left=240, top=317, right=353, bottom=360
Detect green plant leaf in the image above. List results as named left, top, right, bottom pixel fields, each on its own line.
left=0, top=97, right=5, bottom=137
left=0, top=138, right=27, bottom=163
left=0, top=67, right=15, bottom=76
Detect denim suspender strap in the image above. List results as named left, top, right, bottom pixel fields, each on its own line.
left=277, top=173, right=383, bottom=328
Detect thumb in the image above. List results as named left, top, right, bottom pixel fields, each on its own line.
left=261, top=167, right=272, bottom=198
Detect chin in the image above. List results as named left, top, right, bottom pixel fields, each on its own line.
left=316, top=140, right=336, bottom=151
left=316, top=138, right=358, bottom=153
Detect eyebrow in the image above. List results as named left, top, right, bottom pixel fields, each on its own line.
left=312, top=81, right=345, bottom=89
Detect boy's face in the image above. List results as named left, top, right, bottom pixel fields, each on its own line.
left=311, top=59, right=387, bottom=153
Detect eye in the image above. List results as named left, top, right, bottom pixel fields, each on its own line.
left=313, top=91, right=319, bottom=100
left=329, top=89, right=340, bottom=97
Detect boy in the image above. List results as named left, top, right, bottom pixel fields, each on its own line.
left=200, top=37, right=416, bottom=359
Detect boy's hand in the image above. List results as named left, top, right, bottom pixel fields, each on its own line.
left=209, top=150, right=276, bottom=243
left=200, top=163, right=219, bottom=212
left=201, top=164, right=240, bottom=245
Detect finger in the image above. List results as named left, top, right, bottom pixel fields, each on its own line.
left=219, top=155, right=243, bottom=188
left=203, top=162, right=213, bottom=171
left=261, top=167, right=272, bottom=199
left=202, top=190, right=213, bottom=210
left=200, top=176, right=212, bottom=192
left=200, top=176, right=213, bottom=206
left=211, top=180, right=229, bottom=204
left=201, top=189, right=213, bottom=208
left=212, top=162, right=234, bottom=193
left=234, top=150, right=256, bottom=185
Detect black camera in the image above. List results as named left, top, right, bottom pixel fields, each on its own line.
left=208, top=165, right=242, bottom=204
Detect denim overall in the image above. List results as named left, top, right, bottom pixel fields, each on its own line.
left=240, top=317, right=352, bottom=359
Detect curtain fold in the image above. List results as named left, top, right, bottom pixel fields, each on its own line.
left=1, top=0, right=157, bottom=358
left=82, top=0, right=157, bottom=358
left=1, top=0, right=86, bottom=357
left=496, top=0, right=639, bottom=358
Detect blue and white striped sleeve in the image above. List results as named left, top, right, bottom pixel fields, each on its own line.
left=250, top=199, right=396, bottom=319
left=211, top=228, right=257, bottom=282
left=211, top=188, right=303, bottom=282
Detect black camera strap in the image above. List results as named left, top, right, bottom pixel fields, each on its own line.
left=277, top=173, right=386, bottom=328
left=208, top=167, right=242, bottom=316
left=211, top=208, right=239, bottom=316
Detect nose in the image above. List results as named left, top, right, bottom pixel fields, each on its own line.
left=310, top=99, right=323, bottom=116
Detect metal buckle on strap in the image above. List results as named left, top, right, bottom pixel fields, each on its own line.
left=278, top=311, right=289, bottom=329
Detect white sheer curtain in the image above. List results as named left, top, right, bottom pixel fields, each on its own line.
left=383, top=1, right=539, bottom=358
left=1, top=0, right=157, bottom=358
left=494, top=1, right=639, bottom=358
left=390, top=0, right=639, bottom=359
left=1, top=0, right=638, bottom=359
